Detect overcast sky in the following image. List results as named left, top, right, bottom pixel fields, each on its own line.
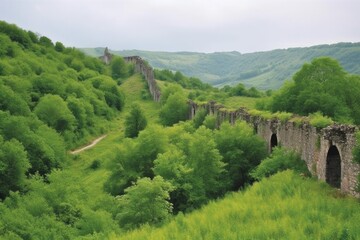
left=1, top=0, right=359, bottom=53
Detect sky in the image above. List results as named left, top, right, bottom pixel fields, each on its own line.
left=1, top=0, right=359, bottom=53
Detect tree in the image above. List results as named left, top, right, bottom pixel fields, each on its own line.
left=34, top=94, right=76, bottom=133
left=188, top=127, right=225, bottom=201
left=116, top=176, right=174, bottom=230
left=192, top=108, right=208, bottom=128
left=0, top=137, right=30, bottom=199
left=111, top=57, right=128, bottom=79
left=125, top=104, right=147, bottom=138
left=153, top=146, right=193, bottom=212
left=54, top=42, right=65, bottom=52
left=215, top=121, right=267, bottom=191
left=159, top=92, right=188, bottom=126
left=270, top=57, right=360, bottom=123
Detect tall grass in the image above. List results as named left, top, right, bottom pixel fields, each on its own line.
left=119, top=170, right=360, bottom=240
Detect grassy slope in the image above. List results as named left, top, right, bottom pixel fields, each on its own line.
left=80, top=43, right=360, bottom=90
left=118, top=170, right=360, bottom=240
left=65, top=73, right=160, bottom=208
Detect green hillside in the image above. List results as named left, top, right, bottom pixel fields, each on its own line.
left=120, top=170, right=360, bottom=240
left=81, top=42, right=360, bottom=89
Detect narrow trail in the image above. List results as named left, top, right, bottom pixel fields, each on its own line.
left=70, top=135, right=107, bottom=154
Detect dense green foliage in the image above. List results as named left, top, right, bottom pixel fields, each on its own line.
left=116, top=176, right=174, bottom=230
left=82, top=43, right=360, bottom=89
left=106, top=119, right=266, bottom=214
left=215, top=122, right=267, bottom=191
left=154, top=69, right=212, bottom=90
left=121, top=170, right=360, bottom=240
left=1, top=21, right=359, bottom=240
left=159, top=86, right=189, bottom=126
left=0, top=21, right=126, bottom=197
left=251, top=147, right=310, bottom=180
left=265, top=57, right=360, bottom=124
left=124, top=104, right=147, bottom=138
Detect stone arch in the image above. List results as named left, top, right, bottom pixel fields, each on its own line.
left=270, top=133, right=278, bottom=152
left=326, top=145, right=341, bottom=188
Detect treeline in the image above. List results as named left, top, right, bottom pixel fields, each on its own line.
left=0, top=21, right=129, bottom=198
left=154, top=69, right=212, bottom=90
left=257, top=57, right=360, bottom=125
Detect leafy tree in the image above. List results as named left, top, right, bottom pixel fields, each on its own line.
left=188, top=127, right=225, bottom=201
left=153, top=146, right=193, bottom=212
left=269, top=57, right=360, bottom=124
left=215, top=121, right=267, bottom=191
left=54, top=42, right=65, bottom=52
left=192, top=108, right=208, bottom=128
left=39, top=36, right=54, bottom=48
left=159, top=92, right=188, bottom=126
left=0, top=137, right=30, bottom=199
left=203, top=115, right=217, bottom=130
left=116, top=176, right=174, bottom=230
left=125, top=104, right=147, bottom=138
left=0, top=21, right=32, bottom=48
left=105, top=126, right=167, bottom=195
left=111, top=57, right=128, bottom=79
left=34, top=94, right=76, bottom=133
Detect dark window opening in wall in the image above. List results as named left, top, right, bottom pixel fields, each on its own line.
left=326, top=145, right=341, bottom=188
left=270, top=134, right=278, bottom=152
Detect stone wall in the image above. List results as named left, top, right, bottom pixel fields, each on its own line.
left=188, top=100, right=360, bottom=197
left=124, top=56, right=161, bottom=102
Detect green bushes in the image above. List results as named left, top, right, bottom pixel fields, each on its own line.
left=309, top=112, right=334, bottom=129
left=251, top=147, right=310, bottom=180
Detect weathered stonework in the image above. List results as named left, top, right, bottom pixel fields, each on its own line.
left=189, top=100, right=360, bottom=197
left=124, top=56, right=161, bottom=102
left=99, top=47, right=112, bottom=65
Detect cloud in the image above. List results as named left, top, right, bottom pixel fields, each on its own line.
left=0, top=0, right=359, bottom=52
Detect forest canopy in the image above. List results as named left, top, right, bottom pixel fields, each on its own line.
left=262, top=57, right=360, bottom=124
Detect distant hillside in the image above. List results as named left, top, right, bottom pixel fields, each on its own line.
left=81, top=43, right=360, bottom=89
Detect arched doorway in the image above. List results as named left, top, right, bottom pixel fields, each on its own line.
left=326, top=145, right=341, bottom=188
left=270, top=134, right=278, bottom=152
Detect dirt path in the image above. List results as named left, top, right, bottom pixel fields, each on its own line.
left=70, top=135, right=107, bottom=154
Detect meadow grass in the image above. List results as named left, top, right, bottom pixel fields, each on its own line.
left=118, top=170, right=360, bottom=240
left=221, top=96, right=258, bottom=109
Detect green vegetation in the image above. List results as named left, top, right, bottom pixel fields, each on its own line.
left=263, top=57, right=360, bottom=124
left=120, top=170, right=360, bottom=240
left=81, top=43, right=360, bottom=89
left=251, top=147, right=310, bottom=180
left=124, top=104, right=147, bottom=138
left=1, top=21, right=359, bottom=240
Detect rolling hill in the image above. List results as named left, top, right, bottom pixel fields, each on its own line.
left=81, top=42, right=360, bottom=89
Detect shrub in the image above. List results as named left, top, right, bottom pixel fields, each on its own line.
left=90, top=159, right=101, bottom=170
left=309, top=112, right=333, bottom=129
left=251, top=147, right=310, bottom=180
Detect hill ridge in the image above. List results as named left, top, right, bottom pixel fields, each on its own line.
left=81, top=42, right=360, bottom=89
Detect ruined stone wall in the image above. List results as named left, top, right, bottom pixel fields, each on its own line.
left=124, top=56, right=161, bottom=102
left=188, top=100, right=360, bottom=197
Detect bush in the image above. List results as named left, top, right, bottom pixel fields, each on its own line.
left=90, top=159, right=101, bottom=170
left=116, top=176, right=174, bottom=230
left=251, top=147, right=310, bottom=180
left=309, top=112, right=334, bottom=129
